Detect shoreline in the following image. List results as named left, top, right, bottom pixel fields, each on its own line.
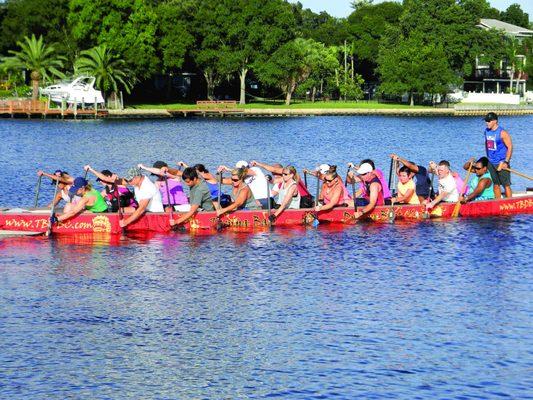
left=107, top=106, right=533, bottom=119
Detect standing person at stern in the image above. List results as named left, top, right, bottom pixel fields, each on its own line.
left=483, top=112, right=513, bottom=199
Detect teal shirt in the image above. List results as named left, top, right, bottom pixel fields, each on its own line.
left=468, top=172, right=495, bottom=201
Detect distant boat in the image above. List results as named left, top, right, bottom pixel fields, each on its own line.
left=41, top=76, right=105, bottom=106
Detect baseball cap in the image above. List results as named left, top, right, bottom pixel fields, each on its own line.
left=235, top=160, right=249, bottom=169
left=484, top=112, right=498, bottom=122
left=356, top=163, right=373, bottom=175
left=68, top=177, right=88, bottom=196
left=124, top=166, right=142, bottom=181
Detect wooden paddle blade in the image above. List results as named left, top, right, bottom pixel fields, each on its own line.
left=451, top=201, right=461, bottom=218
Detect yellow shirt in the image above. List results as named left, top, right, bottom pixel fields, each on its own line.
left=397, top=180, right=420, bottom=205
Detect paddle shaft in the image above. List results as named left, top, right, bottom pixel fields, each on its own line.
left=351, top=181, right=357, bottom=213
left=452, top=160, right=474, bottom=217
left=163, top=174, right=174, bottom=219
left=304, top=171, right=308, bottom=188
left=504, top=167, right=533, bottom=181
left=423, top=172, right=436, bottom=219
left=46, top=178, right=60, bottom=237
left=34, top=175, right=42, bottom=208
left=114, top=181, right=125, bottom=233
left=388, top=158, right=394, bottom=191
left=217, top=172, right=222, bottom=205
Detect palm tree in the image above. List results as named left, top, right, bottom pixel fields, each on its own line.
left=2, top=34, right=66, bottom=100
left=74, top=45, right=135, bottom=102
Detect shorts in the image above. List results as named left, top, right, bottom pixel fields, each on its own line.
left=487, top=163, right=511, bottom=187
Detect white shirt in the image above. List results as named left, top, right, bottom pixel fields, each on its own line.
left=245, top=166, right=268, bottom=200
left=438, top=173, right=459, bottom=202
left=134, top=176, right=164, bottom=212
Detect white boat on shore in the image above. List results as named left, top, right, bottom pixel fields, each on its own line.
left=41, top=76, right=105, bottom=106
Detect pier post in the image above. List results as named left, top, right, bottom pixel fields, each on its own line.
left=94, top=97, right=98, bottom=119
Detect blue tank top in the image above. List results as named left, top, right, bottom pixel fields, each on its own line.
left=485, top=126, right=508, bottom=165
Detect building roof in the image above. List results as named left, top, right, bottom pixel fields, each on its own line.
left=478, top=19, right=533, bottom=38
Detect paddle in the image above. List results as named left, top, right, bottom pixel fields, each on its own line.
left=114, top=180, right=126, bottom=235
left=304, top=171, right=308, bottom=188
left=451, top=160, right=474, bottom=218
left=422, top=172, right=435, bottom=219
left=266, top=176, right=273, bottom=229
left=215, top=172, right=224, bottom=231
left=34, top=175, right=42, bottom=208
left=388, top=157, right=394, bottom=193
left=312, top=172, right=320, bottom=227
left=388, top=159, right=397, bottom=223
left=503, top=167, right=533, bottom=181
left=351, top=180, right=358, bottom=215
left=163, top=172, right=176, bottom=230
left=45, top=178, right=60, bottom=237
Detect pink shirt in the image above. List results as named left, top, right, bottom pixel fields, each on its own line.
left=359, top=168, right=391, bottom=199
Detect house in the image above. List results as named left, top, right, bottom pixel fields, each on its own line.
left=463, top=19, right=533, bottom=96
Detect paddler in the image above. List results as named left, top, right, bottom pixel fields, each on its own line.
left=216, top=167, right=260, bottom=216
left=111, top=167, right=164, bottom=228
left=170, top=167, right=215, bottom=227
left=390, top=154, right=431, bottom=202
left=57, top=177, right=108, bottom=221
left=315, top=165, right=352, bottom=212
left=218, top=161, right=269, bottom=209
left=37, top=169, right=78, bottom=207
left=83, top=165, right=137, bottom=212
left=459, top=157, right=495, bottom=203
left=269, top=165, right=301, bottom=222
left=425, top=160, right=459, bottom=210
left=352, top=162, right=385, bottom=219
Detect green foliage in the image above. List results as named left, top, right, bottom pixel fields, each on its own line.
left=500, top=4, right=530, bottom=28
left=292, top=5, right=349, bottom=46
left=68, top=0, right=159, bottom=79
left=256, top=38, right=334, bottom=105
left=378, top=31, right=457, bottom=104
left=0, top=0, right=70, bottom=56
left=2, top=34, right=66, bottom=99
left=339, top=73, right=365, bottom=101
left=74, top=44, right=135, bottom=99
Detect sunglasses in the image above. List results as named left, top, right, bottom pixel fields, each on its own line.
left=324, top=177, right=336, bottom=182
left=231, top=178, right=240, bottom=182
left=472, top=166, right=483, bottom=170
left=282, top=172, right=291, bottom=176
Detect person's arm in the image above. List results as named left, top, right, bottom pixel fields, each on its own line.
left=316, top=185, right=342, bottom=212
left=426, top=191, right=447, bottom=209
left=303, top=169, right=319, bottom=178
left=395, top=188, right=415, bottom=203
left=355, top=182, right=380, bottom=218
left=217, top=187, right=249, bottom=216
left=84, top=165, right=126, bottom=185
left=250, top=161, right=283, bottom=175
left=499, top=130, right=513, bottom=169
left=138, top=164, right=179, bottom=179
left=273, top=184, right=298, bottom=217
left=461, top=178, right=491, bottom=203
left=38, top=170, right=73, bottom=185
left=391, top=154, right=419, bottom=174
left=462, top=157, right=476, bottom=172
left=171, top=204, right=200, bottom=226
left=57, top=197, right=89, bottom=221
left=120, top=198, right=149, bottom=227
left=346, top=170, right=362, bottom=185
left=428, top=161, right=437, bottom=174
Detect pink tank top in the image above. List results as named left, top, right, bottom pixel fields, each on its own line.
left=452, top=172, right=467, bottom=195
left=323, top=181, right=352, bottom=206
left=157, top=179, right=189, bottom=205
left=359, top=169, right=391, bottom=200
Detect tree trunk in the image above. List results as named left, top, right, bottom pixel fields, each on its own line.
left=311, top=86, right=316, bottom=103
left=203, top=71, right=215, bottom=100
left=410, top=92, right=414, bottom=107
left=32, top=79, right=39, bottom=100
left=509, top=64, right=514, bottom=94
left=351, top=57, right=354, bottom=80
left=285, top=80, right=297, bottom=105
left=239, top=68, right=248, bottom=105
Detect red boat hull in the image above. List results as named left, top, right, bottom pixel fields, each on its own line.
left=1, top=195, right=532, bottom=235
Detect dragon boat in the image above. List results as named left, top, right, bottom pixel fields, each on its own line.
left=1, top=194, right=532, bottom=236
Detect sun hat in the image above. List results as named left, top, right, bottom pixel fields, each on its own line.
left=318, top=164, right=330, bottom=174
left=68, top=177, right=88, bottom=196
left=356, top=163, right=373, bottom=175
left=235, top=160, right=249, bottom=169
left=124, top=166, right=142, bottom=181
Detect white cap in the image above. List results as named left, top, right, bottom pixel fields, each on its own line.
left=317, top=163, right=330, bottom=174
left=235, top=160, right=249, bottom=169
left=356, top=163, right=373, bottom=175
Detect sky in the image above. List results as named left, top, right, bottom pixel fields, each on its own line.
left=292, top=0, right=533, bottom=22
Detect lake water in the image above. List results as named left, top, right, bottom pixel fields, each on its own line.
left=0, top=116, right=532, bottom=399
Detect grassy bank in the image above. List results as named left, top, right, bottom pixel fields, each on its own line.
left=130, top=100, right=431, bottom=110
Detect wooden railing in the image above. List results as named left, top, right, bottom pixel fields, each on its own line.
left=196, top=100, right=239, bottom=109
left=0, top=99, right=48, bottom=112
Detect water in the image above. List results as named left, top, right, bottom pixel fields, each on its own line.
left=0, top=117, right=532, bottom=399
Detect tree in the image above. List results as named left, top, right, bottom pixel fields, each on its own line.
left=500, top=4, right=530, bottom=28
left=377, top=31, right=457, bottom=106
left=2, top=34, right=65, bottom=99
left=0, top=0, right=71, bottom=56
left=74, top=44, right=135, bottom=101
left=68, top=0, right=159, bottom=80
left=194, top=0, right=296, bottom=105
left=256, top=38, right=328, bottom=105
left=292, top=5, right=349, bottom=46
left=458, top=0, right=500, bottom=19
left=298, top=45, right=340, bottom=102
left=345, top=1, right=403, bottom=79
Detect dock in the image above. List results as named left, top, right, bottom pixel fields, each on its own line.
left=0, top=99, right=108, bottom=119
